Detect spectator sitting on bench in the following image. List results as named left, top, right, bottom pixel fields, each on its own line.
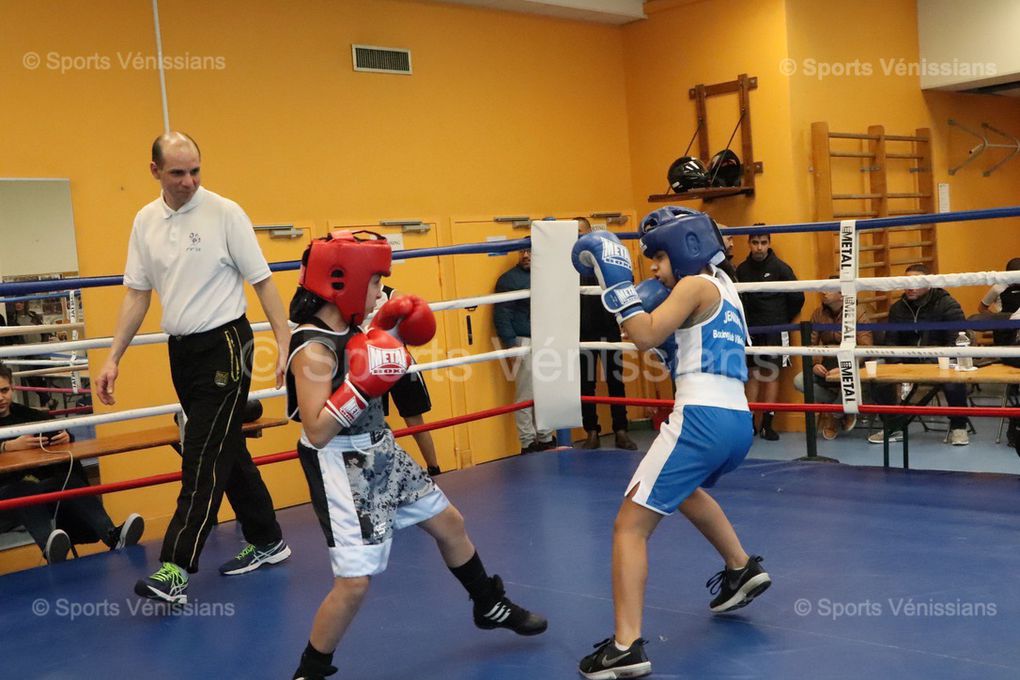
left=793, top=278, right=872, bottom=439
left=868, top=264, right=970, bottom=446
left=0, top=362, right=144, bottom=563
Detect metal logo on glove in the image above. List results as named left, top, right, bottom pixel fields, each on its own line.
left=367, top=344, right=408, bottom=376
left=601, top=239, right=631, bottom=268
left=337, top=398, right=363, bottom=424
left=615, top=287, right=641, bottom=307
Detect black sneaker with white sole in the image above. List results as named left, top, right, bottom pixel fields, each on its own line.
left=707, top=554, right=771, bottom=613
left=218, top=539, right=291, bottom=575
left=578, top=637, right=651, bottom=680
left=44, top=529, right=71, bottom=564
left=114, top=513, right=145, bottom=549
left=472, top=575, right=548, bottom=635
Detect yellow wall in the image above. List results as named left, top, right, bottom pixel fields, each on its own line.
left=0, top=0, right=636, bottom=561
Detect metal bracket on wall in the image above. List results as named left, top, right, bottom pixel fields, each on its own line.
left=948, top=118, right=1020, bottom=176
left=254, top=224, right=303, bottom=239
left=494, top=215, right=532, bottom=229
left=590, top=212, right=629, bottom=226
left=379, top=220, right=430, bottom=233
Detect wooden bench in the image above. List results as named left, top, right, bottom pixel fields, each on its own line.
left=826, top=362, right=1020, bottom=468
left=0, top=417, right=289, bottom=475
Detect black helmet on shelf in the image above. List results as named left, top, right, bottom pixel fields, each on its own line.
left=707, top=149, right=742, bottom=187
left=667, top=156, right=709, bottom=193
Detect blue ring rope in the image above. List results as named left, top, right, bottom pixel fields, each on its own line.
left=749, top=319, right=1020, bottom=335
left=2, top=206, right=1017, bottom=296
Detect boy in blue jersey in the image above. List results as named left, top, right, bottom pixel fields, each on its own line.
left=571, top=207, right=771, bottom=680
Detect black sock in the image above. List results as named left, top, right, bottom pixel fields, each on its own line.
left=302, top=641, right=334, bottom=666
left=293, top=641, right=335, bottom=679
left=762, top=412, right=774, bottom=430
left=449, top=551, right=493, bottom=602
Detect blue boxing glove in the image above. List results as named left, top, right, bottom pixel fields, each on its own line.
left=635, top=277, right=669, bottom=311
left=635, top=278, right=677, bottom=374
left=572, top=231, right=642, bottom=322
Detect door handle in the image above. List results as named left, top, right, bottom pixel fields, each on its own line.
left=465, top=315, right=473, bottom=346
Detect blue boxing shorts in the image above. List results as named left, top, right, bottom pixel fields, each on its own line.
left=627, top=404, right=754, bottom=515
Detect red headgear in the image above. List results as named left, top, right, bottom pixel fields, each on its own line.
left=298, top=230, right=392, bottom=325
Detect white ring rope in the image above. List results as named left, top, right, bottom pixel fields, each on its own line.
left=0, top=322, right=86, bottom=338
left=0, top=321, right=274, bottom=359
left=405, top=347, right=528, bottom=374
left=13, top=365, right=89, bottom=378
left=1, top=359, right=88, bottom=367
left=0, top=345, right=531, bottom=438
left=0, top=292, right=534, bottom=360
left=582, top=270, right=1020, bottom=296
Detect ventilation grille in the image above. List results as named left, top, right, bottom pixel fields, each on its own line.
left=352, top=45, right=412, bottom=75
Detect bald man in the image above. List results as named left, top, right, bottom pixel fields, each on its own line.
left=97, top=132, right=291, bottom=604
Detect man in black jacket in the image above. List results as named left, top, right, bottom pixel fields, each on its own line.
left=869, top=263, right=971, bottom=445
left=574, top=218, right=635, bottom=450
left=737, top=232, right=805, bottom=439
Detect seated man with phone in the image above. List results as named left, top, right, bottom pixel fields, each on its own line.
left=0, top=362, right=143, bottom=563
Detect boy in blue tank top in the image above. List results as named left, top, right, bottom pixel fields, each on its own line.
left=571, top=207, right=771, bottom=680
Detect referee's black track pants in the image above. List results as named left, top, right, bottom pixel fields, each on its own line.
left=161, top=315, right=282, bottom=572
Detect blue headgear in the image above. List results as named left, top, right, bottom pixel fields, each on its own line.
left=638, top=207, right=725, bottom=279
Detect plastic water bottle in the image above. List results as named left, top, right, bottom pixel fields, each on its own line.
left=955, top=331, right=973, bottom=370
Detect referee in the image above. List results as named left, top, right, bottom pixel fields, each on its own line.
left=97, top=132, right=291, bottom=604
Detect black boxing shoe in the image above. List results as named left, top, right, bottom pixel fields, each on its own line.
left=472, top=575, right=548, bottom=635
left=293, top=658, right=337, bottom=680
left=579, top=637, right=651, bottom=680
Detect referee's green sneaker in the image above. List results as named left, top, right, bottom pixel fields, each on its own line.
left=134, top=562, right=189, bottom=604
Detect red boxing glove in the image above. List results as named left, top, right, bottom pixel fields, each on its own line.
left=371, top=295, right=436, bottom=346
left=324, top=329, right=411, bottom=428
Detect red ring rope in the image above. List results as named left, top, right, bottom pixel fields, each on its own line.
left=13, top=386, right=86, bottom=394
left=5, top=394, right=1017, bottom=513
left=48, top=406, right=93, bottom=417
left=0, top=401, right=534, bottom=512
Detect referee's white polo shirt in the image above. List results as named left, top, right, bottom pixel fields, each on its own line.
left=123, top=186, right=272, bottom=336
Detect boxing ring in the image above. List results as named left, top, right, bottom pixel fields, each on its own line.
left=2, top=208, right=1020, bottom=679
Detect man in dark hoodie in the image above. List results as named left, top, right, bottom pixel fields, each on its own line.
left=736, top=232, right=804, bottom=439
left=869, top=263, right=970, bottom=446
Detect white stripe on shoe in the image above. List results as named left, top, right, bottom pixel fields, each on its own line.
left=482, top=603, right=512, bottom=623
